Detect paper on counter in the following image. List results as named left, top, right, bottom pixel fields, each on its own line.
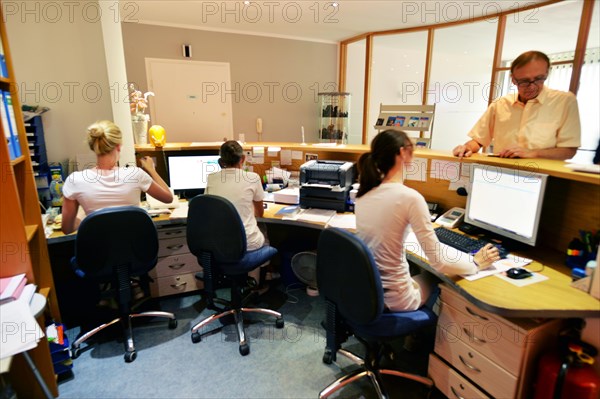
left=169, top=201, right=189, bottom=220
left=296, top=208, right=336, bottom=224
left=327, top=213, right=356, bottom=230
left=266, top=167, right=291, bottom=183
left=494, top=271, right=549, bottom=286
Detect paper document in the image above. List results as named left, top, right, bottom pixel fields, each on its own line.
left=266, top=167, right=291, bottom=183
left=296, top=208, right=336, bottom=224
left=0, top=299, right=45, bottom=359
left=169, top=201, right=189, bottom=220
left=495, top=271, right=548, bottom=286
left=327, top=213, right=356, bottom=230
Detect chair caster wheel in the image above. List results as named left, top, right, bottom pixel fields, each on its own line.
left=323, top=349, right=333, bottom=364
left=191, top=332, right=201, bottom=343
left=168, top=318, right=177, bottom=329
left=71, top=346, right=81, bottom=360
left=239, top=344, right=250, bottom=356
left=275, top=317, right=284, bottom=328
left=124, top=351, right=137, bottom=363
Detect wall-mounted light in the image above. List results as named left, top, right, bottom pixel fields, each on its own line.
left=182, top=44, right=192, bottom=58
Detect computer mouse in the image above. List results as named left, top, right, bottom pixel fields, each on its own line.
left=506, top=267, right=533, bottom=279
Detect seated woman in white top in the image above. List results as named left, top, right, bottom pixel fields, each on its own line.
left=61, top=120, right=173, bottom=234
left=355, top=130, right=500, bottom=312
left=205, top=140, right=265, bottom=251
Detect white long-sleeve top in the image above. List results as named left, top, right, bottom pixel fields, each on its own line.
left=355, top=182, right=477, bottom=311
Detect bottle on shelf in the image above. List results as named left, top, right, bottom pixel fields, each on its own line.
left=49, top=170, right=64, bottom=208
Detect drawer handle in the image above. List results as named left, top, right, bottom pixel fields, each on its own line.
left=171, top=281, right=188, bottom=289
left=166, top=244, right=184, bottom=250
left=465, top=306, right=489, bottom=321
left=450, top=386, right=466, bottom=399
left=458, top=355, right=481, bottom=373
left=164, top=230, right=184, bottom=235
left=168, top=263, right=186, bottom=270
left=463, top=327, right=486, bottom=344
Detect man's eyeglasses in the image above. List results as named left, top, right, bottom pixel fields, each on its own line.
left=513, top=75, right=547, bottom=88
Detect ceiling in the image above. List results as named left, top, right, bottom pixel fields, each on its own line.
left=125, top=0, right=548, bottom=43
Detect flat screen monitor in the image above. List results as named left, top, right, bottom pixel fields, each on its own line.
left=465, top=164, right=548, bottom=247
left=167, top=154, right=221, bottom=199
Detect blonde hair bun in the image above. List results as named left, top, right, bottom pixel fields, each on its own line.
left=86, top=120, right=123, bottom=155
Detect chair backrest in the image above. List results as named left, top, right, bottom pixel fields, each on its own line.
left=316, top=227, right=384, bottom=325
left=73, top=206, right=159, bottom=280
left=186, top=194, right=246, bottom=264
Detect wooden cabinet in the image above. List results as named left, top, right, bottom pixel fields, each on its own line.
left=0, top=4, right=61, bottom=397
left=429, top=285, right=562, bottom=399
left=149, top=224, right=203, bottom=297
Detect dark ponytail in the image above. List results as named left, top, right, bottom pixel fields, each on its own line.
left=357, top=152, right=381, bottom=197
left=219, top=140, right=244, bottom=167
left=357, top=130, right=411, bottom=198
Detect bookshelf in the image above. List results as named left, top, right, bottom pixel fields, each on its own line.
left=0, top=3, right=61, bottom=397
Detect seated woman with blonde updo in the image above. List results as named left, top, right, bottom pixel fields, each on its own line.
left=61, top=120, right=173, bottom=234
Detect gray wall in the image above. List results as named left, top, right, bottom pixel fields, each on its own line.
left=5, top=5, right=112, bottom=167
left=122, top=23, right=338, bottom=143
left=6, top=12, right=338, bottom=166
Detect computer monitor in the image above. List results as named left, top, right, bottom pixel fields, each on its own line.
left=465, top=163, right=548, bottom=247
left=166, top=153, right=221, bottom=199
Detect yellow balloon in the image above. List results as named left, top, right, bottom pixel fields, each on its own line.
left=149, top=125, right=166, bottom=147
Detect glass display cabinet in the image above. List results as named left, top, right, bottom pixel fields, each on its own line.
left=318, top=92, right=350, bottom=144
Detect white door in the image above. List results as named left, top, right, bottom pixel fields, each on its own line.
left=146, top=58, right=233, bottom=142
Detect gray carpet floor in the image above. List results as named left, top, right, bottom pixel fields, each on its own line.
left=56, top=283, right=438, bottom=399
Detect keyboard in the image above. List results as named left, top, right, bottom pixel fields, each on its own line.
left=434, top=227, right=509, bottom=258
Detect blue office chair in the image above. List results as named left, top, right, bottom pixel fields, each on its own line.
left=70, top=206, right=177, bottom=363
left=317, top=227, right=437, bottom=399
left=186, top=194, right=284, bottom=356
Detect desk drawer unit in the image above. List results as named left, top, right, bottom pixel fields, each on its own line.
left=428, top=353, right=490, bottom=399
left=149, top=273, right=203, bottom=297
left=435, top=327, right=517, bottom=398
left=150, top=225, right=202, bottom=298
left=430, top=285, right=563, bottom=399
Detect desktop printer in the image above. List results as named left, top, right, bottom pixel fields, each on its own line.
left=299, top=160, right=355, bottom=212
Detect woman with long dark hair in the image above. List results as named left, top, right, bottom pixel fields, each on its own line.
left=355, top=130, right=499, bottom=311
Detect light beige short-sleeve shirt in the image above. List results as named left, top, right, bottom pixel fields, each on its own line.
left=468, top=86, right=581, bottom=152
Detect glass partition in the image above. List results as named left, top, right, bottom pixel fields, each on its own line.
left=369, top=32, right=428, bottom=144
left=345, top=39, right=366, bottom=144
left=579, top=5, right=600, bottom=152
left=428, top=21, right=496, bottom=151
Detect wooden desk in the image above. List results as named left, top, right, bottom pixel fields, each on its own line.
left=47, top=201, right=599, bottom=319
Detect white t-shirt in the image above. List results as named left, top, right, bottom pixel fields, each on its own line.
left=355, top=182, right=477, bottom=311
left=62, top=166, right=153, bottom=215
left=206, top=168, right=265, bottom=251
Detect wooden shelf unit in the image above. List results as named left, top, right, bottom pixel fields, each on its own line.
left=1, top=3, right=61, bottom=397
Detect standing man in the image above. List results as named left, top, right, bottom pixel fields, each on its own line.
left=453, top=50, right=581, bottom=159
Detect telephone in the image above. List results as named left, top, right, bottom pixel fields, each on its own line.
left=426, top=202, right=440, bottom=222
left=435, top=207, right=465, bottom=228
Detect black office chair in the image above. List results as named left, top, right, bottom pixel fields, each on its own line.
left=317, top=227, right=437, bottom=399
left=186, top=194, right=284, bottom=356
left=70, top=206, right=177, bottom=363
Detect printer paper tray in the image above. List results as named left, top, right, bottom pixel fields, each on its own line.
left=300, top=197, right=347, bottom=212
